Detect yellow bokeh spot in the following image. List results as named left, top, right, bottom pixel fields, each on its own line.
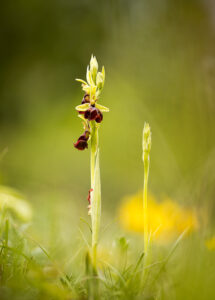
left=205, top=236, right=215, bottom=251
left=118, top=192, right=198, bottom=243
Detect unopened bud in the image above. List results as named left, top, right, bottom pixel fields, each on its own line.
left=142, top=123, right=151, bottom=162
left=90, top=55, right=98, bottom=82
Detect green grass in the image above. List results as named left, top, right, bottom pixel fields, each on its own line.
left=0, top=205, right=214, bottom=300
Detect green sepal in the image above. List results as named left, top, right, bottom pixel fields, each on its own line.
left=76, top=78, right=88, bottom=85
left=95, top=103, right=109, bottom=112
left=75, top=103, right=90, bottom=111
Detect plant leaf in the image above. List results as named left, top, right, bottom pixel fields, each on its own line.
left=91, top=150, right=101, bottom=248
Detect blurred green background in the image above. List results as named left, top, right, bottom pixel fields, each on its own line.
left=1, top=1, right=215, bottom=298
left=1, top=0, right=215, bottom=240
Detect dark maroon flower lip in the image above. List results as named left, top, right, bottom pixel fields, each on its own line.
left=84, top=106, right=103, bottom=123
left=74, top=139, right=88, bottom=150
left=95, top=110, right=103, bottom=123
left=74, top=130, right=90, bottom=150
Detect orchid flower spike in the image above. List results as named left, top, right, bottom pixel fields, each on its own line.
left=74, top=55, right=109, bottom=151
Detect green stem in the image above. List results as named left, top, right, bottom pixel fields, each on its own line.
left=90, top=121, right=99, bottom=270
left=90, top=122, right=98, bottom=187
left=142, top=158, right=150, bottom=288
left=143, top=159, right=149, bottom=256
left=142, top=123, right=151, bottom=289
left=89, top=121, right=101, bottom=299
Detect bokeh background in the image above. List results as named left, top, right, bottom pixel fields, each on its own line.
left=1, top=1, right=215, bottom=296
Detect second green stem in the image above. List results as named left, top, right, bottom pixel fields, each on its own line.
left=143, top=159, right=149, bottom=256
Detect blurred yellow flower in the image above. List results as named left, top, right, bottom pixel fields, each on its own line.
left=205, top=236, right=215, bottom=251
left=118, top=192, right=198, bottom=243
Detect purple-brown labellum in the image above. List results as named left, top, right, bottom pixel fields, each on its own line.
left=84, top=106, right=103, bottom=123
left=95, top=110, right=103, bottom=123
left=74, top=130, right=90, bottom=150
left=74, top=139, right=88, bottom=150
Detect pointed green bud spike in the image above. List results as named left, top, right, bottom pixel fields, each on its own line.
left=75, top=103, right=90, bottom=111
left=90, top=55, right=98, bottom=83
left=142, top=123, right=152, bottom=162
left=95, top=103, right=109, bottom=112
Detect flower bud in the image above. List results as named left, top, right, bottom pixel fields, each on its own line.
left=142, top=123, right=152, bottom=162
left=90, top=55, right=98, bottom=83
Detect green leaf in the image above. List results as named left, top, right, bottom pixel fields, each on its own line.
left=91, top=150, right=101, bottom=248
left=95, top=104, right=109, bottom=112
left=152, top=228, right=188, bottom=284
left=75, top=103, right=90, bottom=111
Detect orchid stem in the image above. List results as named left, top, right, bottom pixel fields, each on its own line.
left=90, top=121, right=100, bottom=299
left=90, top=122, right=98, bottom=190
left=91, top=121, right=99, bottom=271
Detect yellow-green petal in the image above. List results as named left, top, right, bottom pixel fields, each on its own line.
left=75, top=103, right=90, bottom=111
